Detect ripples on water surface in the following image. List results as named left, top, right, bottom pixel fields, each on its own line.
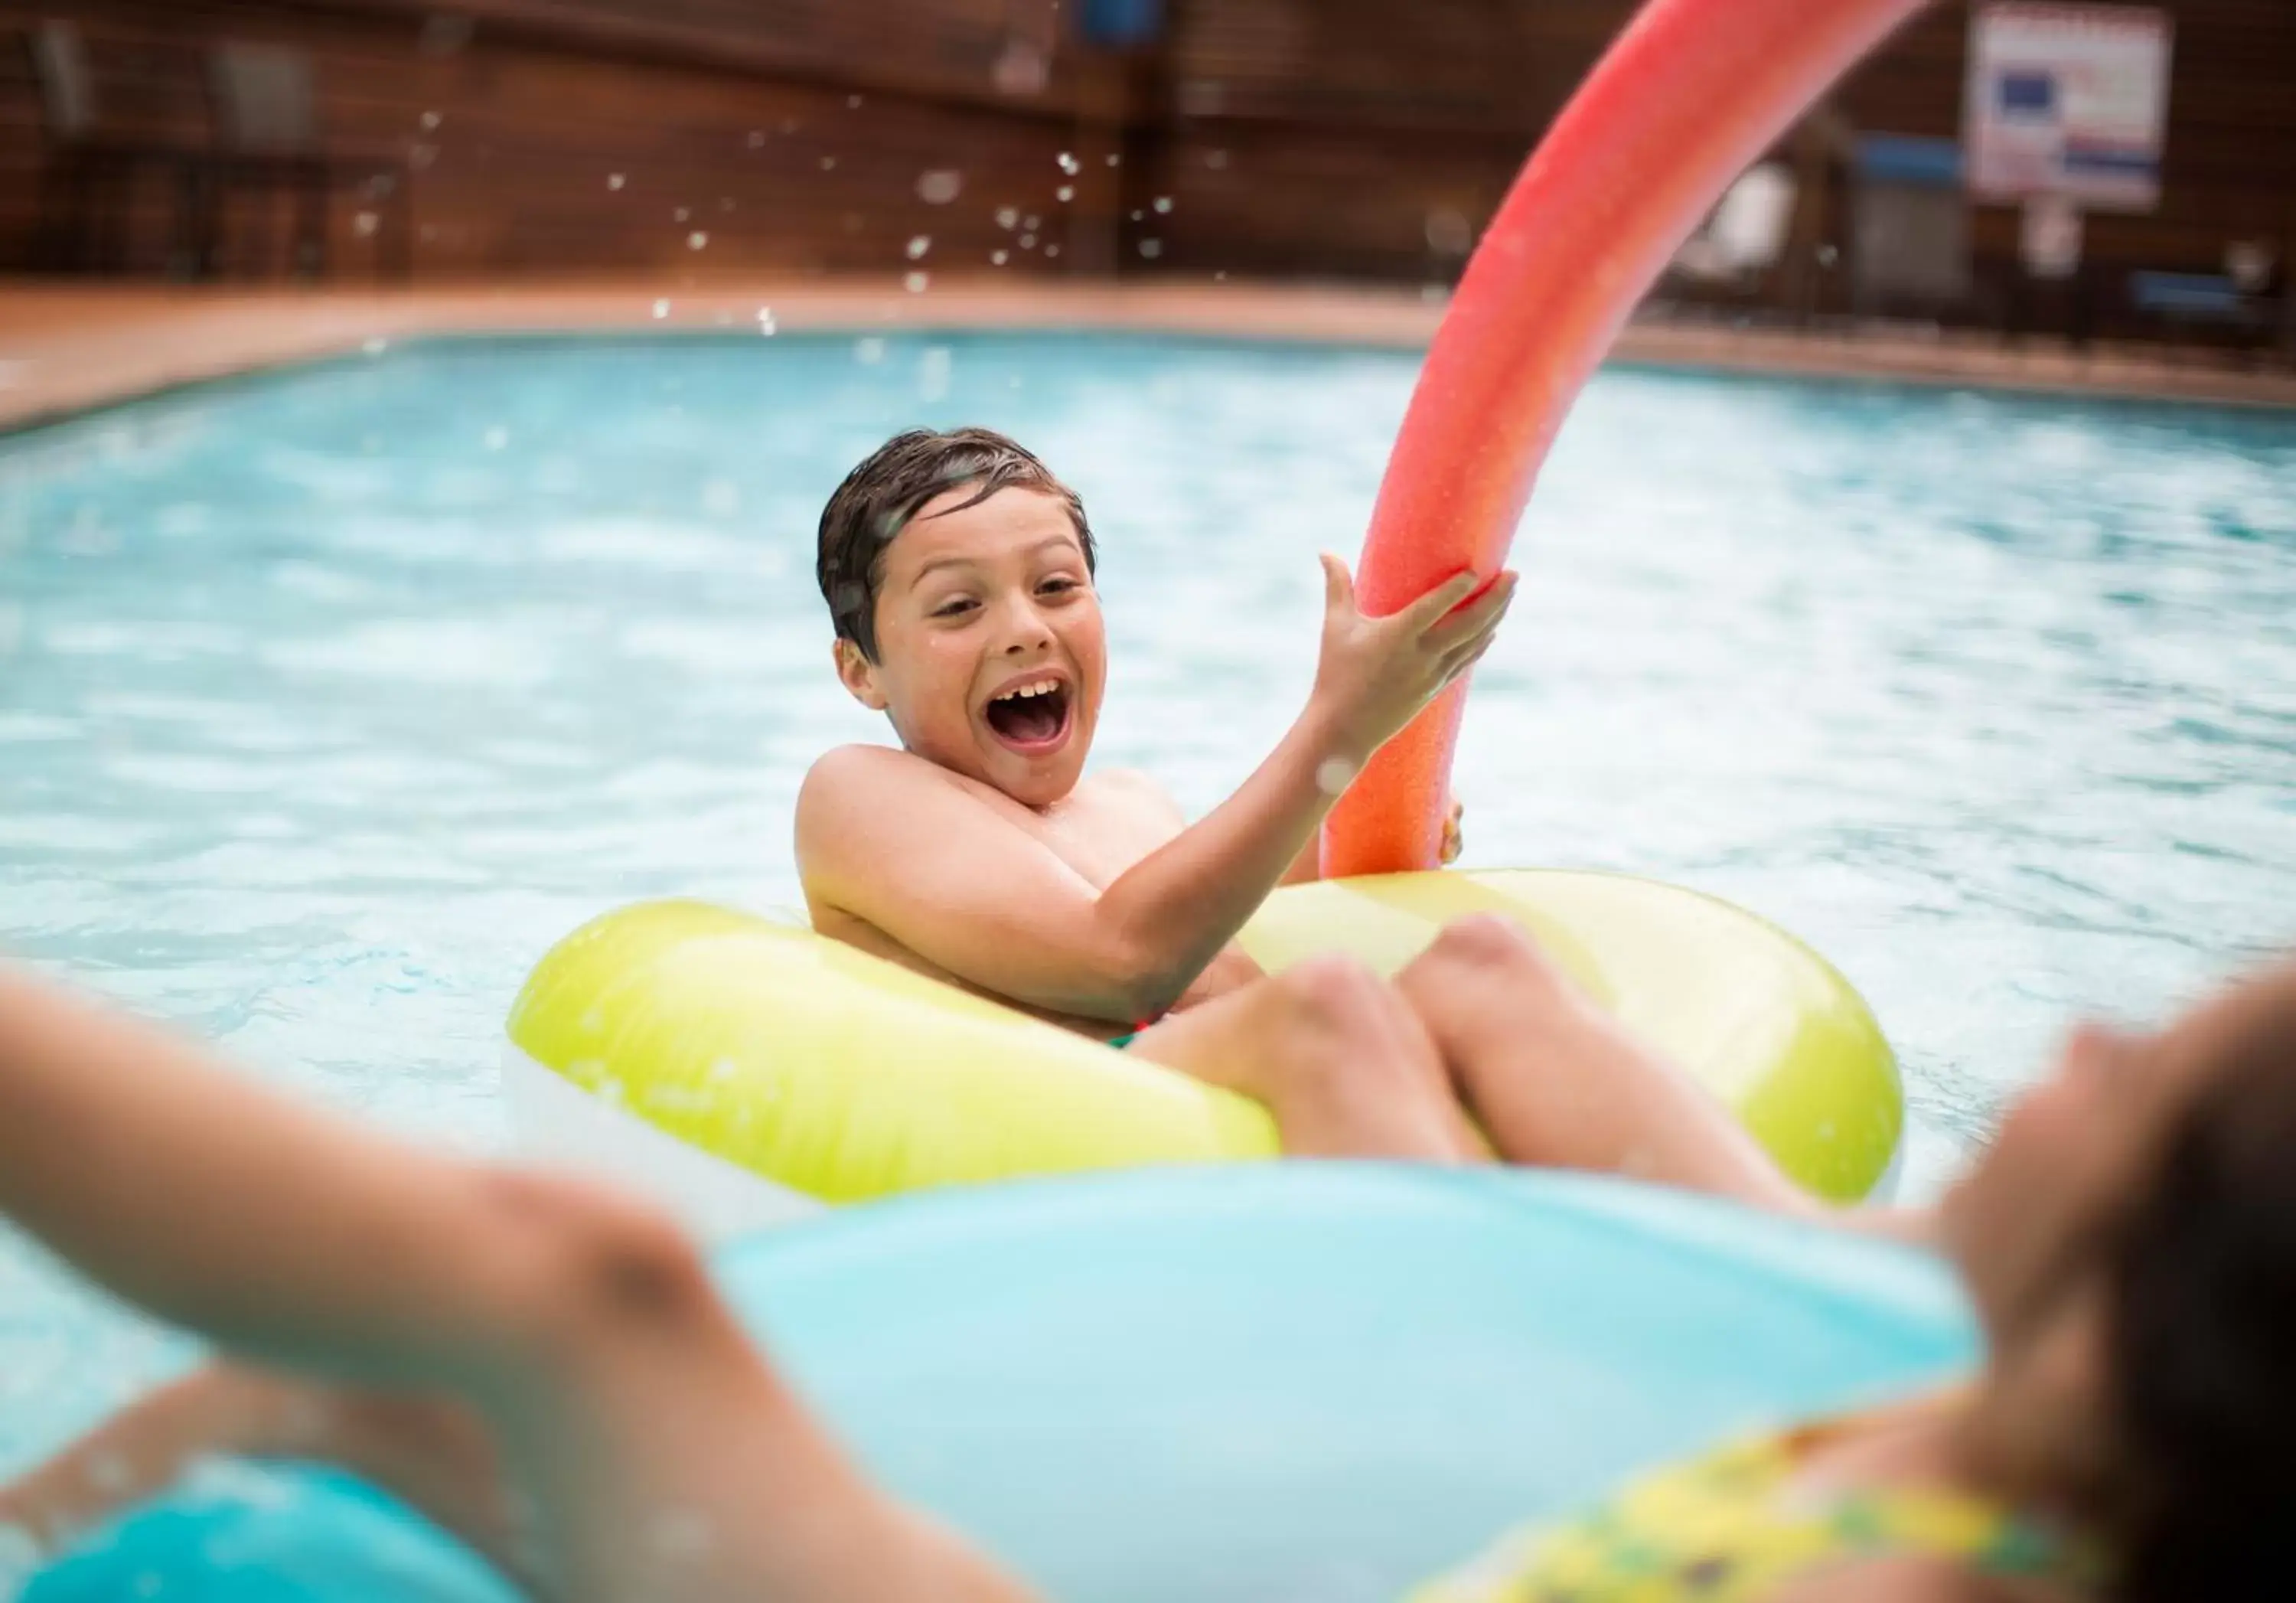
left=2, top=332, right=2292, bottom=1465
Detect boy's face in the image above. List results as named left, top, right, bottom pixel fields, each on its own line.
left=838, top=484, right=1105, bottom=808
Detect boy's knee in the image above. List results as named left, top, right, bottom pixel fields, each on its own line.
left=1267, top=953, right=1393, bottom=1033
left=1428, top=913, right=1543, bottom=968
left=1262, top=956, right=1443, bottom=1097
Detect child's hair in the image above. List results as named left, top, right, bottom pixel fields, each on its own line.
left=817, top=426, right=1094, bottom=662
left=2102, top=965, right=2296, bottom=1601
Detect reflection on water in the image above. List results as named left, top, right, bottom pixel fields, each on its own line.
left=1, top=332, right=2291, bottom=1468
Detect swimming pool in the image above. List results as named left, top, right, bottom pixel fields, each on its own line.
left=2, top=330, right=2291, bottom=1475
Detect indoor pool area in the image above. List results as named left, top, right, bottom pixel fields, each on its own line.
left=2, top=328, right=2291, bottom=1485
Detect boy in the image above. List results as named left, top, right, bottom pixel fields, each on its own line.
left=797, top=426, right=1515, bottom=1050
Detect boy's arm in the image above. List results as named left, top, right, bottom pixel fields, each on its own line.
left=1277, top=834, right=1324, bottom=886
left=804, top=559, right=1515, bottom=1024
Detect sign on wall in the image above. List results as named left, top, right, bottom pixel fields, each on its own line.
left=1965, top=4, right=2173, bottom=212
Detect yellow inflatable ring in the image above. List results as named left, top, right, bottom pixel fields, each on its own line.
left=504, top=870, right=1900, bottom=1216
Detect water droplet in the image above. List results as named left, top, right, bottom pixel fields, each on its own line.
left=360, top=335, right=389, bottom=356
left=1314, top=756, right=1357, bottom=795
left=651, top=1509, right=714, bottom=1559
left=918, top=345, right=953, bottom=402
left=747, top=129, right=765, bottom=149
left=1106, top=152, right=1120, bottom=166
left=1137, top=237, right=1162, bottom=258
left=1044, top=243, right=1061, bottom=257
left=1206, top=149, right=1229, bottom=169
left=1055, top=184, right=1074, bottom=203
left=846, top=93, right=863, bottom=109
left=607, top=172, right=625, bottom=190
left=904, top=270, right=929, bottom=294
left=484, top=426, right=509, bottom=450
left=353, top=210, right=378, bottom=237
left=1056, top=151, right=1080, bottom=175
left=1153, top=195, right=1173, bottom=214
left=915, top=169, right=964, bottom=204
left=995, top=206, right=1019, bottom=230
left=905, top=234, right=931, bottom=260
left=1129, top=208, right=1143, bottom=222
left=673, top=206, right=690, bottom=223
left=687, top=230, right=709, bottom=250
left=651, top=298, right=670, bottom=318
left=990, top=249, right=1009, bottom=266
left=1019, top=233, right=1036, bottom=249
left=1023, top=214, right=1041, bottom=231
left=820, top=155, right=837, bottom=170
left=1213, top=269, right=1228, bottom=281
left=419, top=109, right=442, bottom=131
left=1424, top=207, right=1473, bottom=256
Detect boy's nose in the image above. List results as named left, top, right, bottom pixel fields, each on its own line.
left=997, top=597, right=1054, bottom=652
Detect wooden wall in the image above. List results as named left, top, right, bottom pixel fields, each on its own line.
left=0, top=0, right=1092, bottom=279
left=4, top=0, right=2291, bottom=334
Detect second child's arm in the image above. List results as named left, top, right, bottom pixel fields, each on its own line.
left=0, top=971, right=1040, bottom=1602
left=803, top=559, right=1515, bottom=1024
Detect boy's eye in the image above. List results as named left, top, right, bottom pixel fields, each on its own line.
left=1039, top=576, right=1081, bottom=596
left=931, top=597, right=977, bottom=619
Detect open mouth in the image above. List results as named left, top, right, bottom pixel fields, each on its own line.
left=983, top=677, right=1072, bottom=751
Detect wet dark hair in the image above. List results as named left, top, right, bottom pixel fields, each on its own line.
left=816, top=426, right=1094, bottom=662
left=2102, top=968, right=2296, bottom=1601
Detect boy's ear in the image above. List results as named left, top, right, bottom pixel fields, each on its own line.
left=833, top=638, right=889, bottom=710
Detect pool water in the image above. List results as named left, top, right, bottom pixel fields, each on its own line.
left=1, top=331, right=2291, bottom=1475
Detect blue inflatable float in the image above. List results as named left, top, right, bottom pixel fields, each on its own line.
left=26, top=1167, right=1974, bottom=1603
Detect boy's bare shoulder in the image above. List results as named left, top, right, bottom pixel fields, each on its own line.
left=800, top=744, right=972, bottom=819
left=804, top=742, right=932, bottom=788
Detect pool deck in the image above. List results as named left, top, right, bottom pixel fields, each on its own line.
left=2, top=276, right=2293, bottom=433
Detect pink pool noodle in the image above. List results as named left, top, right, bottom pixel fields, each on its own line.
left=1321, top=0, right=1934, bottom=877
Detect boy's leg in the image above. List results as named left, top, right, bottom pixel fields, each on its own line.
left=1127, top=957, right=1484, bottom=1160
left=0, top=970, right=1035, bottom=1603
left=1391, top=916, right=1820, bottom=1217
